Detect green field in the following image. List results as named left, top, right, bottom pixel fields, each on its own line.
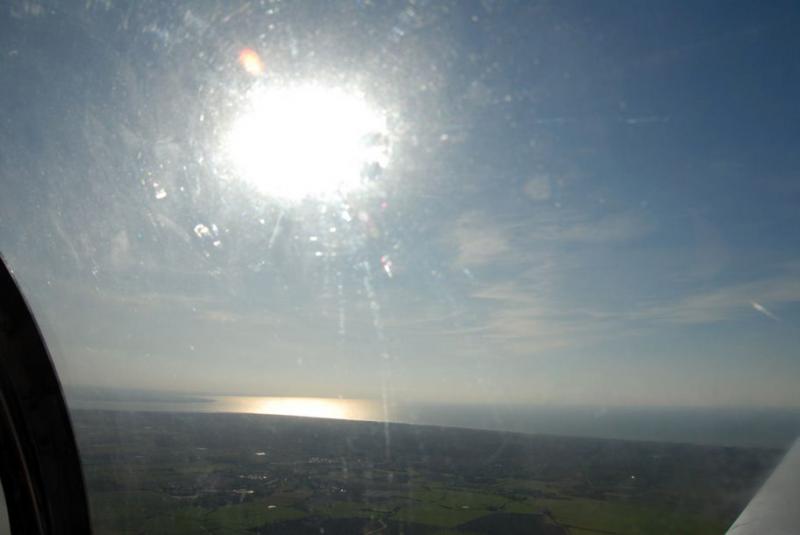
left=75, top=410, right=779, bottom=534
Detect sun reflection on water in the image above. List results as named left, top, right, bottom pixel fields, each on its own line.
left=227, top=396, right=382, bottom=421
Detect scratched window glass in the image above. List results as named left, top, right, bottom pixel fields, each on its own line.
left=1, top=1, right=799, bottom=534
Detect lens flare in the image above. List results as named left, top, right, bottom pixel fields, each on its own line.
left=238, top=48, right=265, bottom=76
left=222, top=84, right=390, bottom=201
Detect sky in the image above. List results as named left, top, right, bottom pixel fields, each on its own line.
left=1, top=0, right=800, bottom=409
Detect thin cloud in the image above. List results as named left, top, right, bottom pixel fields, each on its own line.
left=450, top=208, right=650, bottom=272
left=555, top=211, right=651, bottom=243
left=523, top=175, right=552, bottom=202
left=752, top=301, right=780, bottom=322
left=640, top=271, right=800, bottom=324
left=452, top=212, right=512, bottom=266
left=623, top=115, right=670, bottom=125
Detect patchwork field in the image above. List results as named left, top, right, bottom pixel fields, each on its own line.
left=73, top=411, right=780, bottom=534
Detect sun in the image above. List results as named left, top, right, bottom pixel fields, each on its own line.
left=223, top=83, right=390, bottom=201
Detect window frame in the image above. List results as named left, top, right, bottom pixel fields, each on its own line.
left=0, top=256, right=91, bottom=534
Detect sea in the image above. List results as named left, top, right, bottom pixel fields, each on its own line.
left=67, top=388, right=800, bottom=450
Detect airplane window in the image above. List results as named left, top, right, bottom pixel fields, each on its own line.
left=1, top=1, right=799, bottom=534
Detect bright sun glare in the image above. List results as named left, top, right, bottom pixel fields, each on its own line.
left=224, top=84, right=390, bottom=201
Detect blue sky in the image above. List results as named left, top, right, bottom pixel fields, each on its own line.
left=1, top=0, right=799, bottom=408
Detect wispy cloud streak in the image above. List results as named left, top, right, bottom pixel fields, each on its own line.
left=752, top=301, right=780, bottom=322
